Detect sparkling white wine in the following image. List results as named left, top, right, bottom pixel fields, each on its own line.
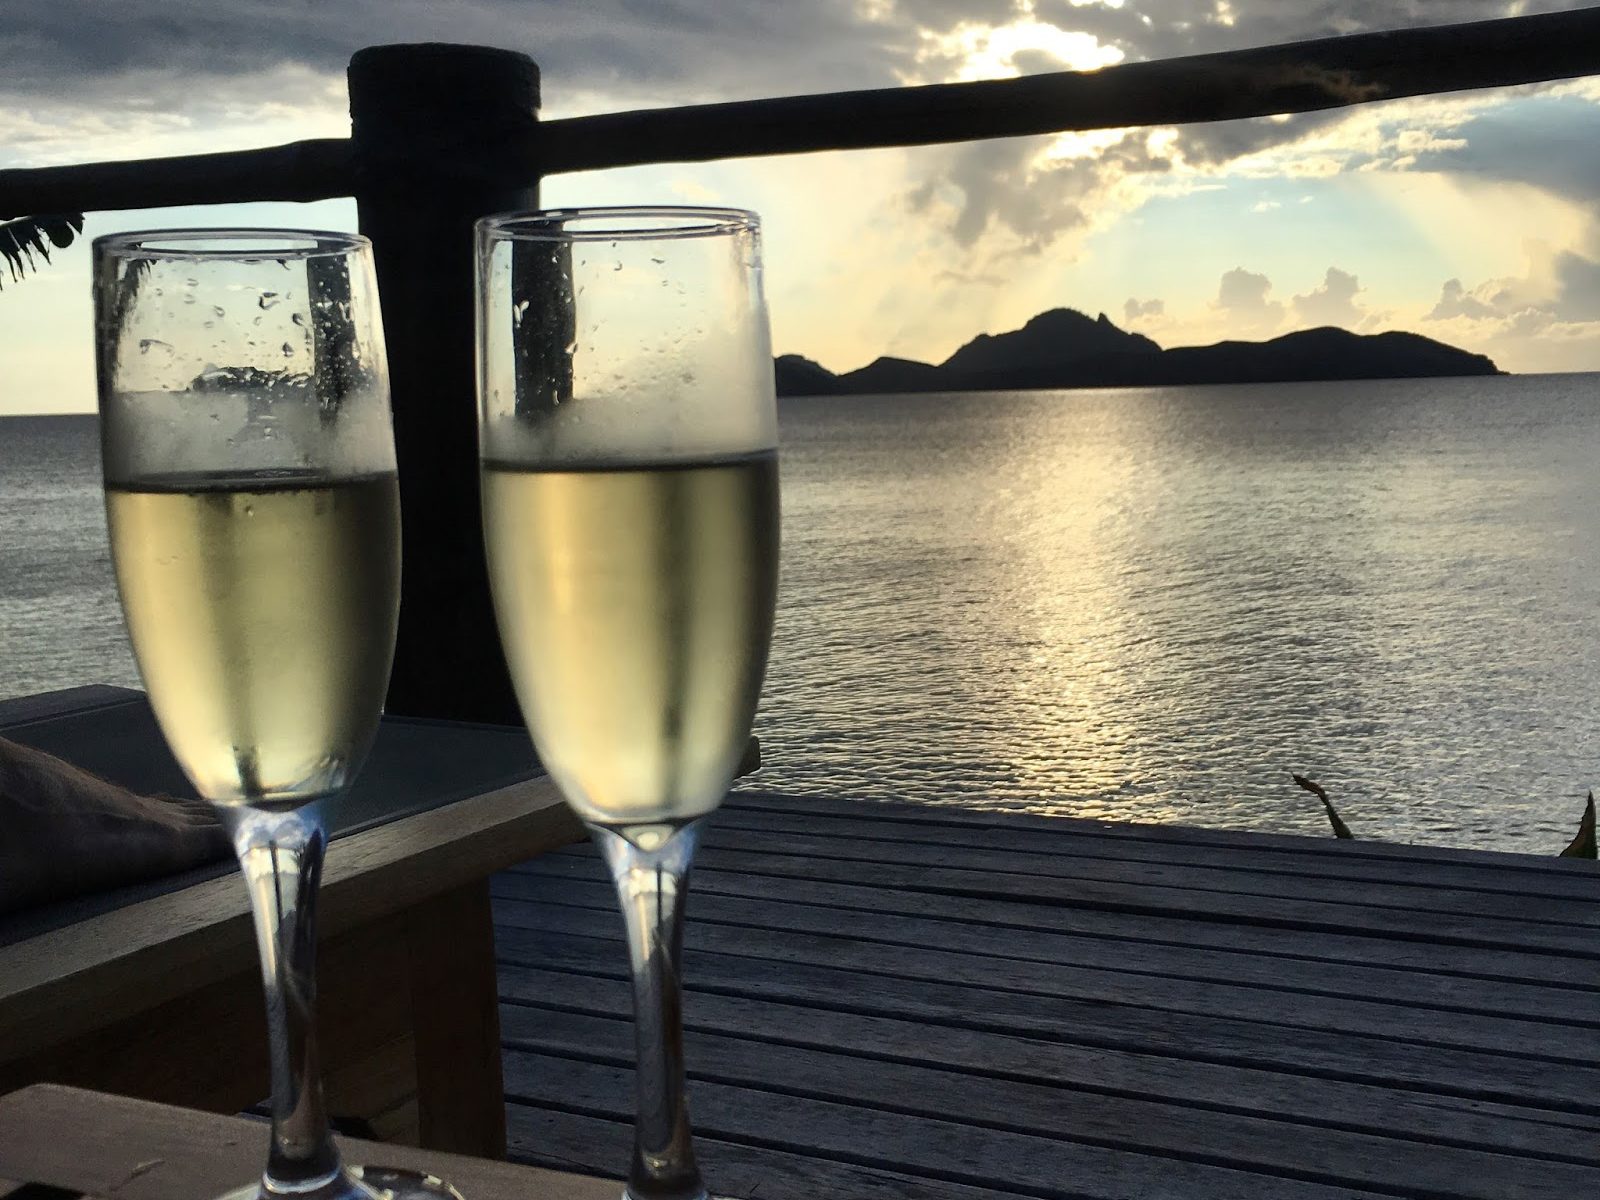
left=482, top=452, right=779, bottom=830
left=105, top=471, right=401, bottom=804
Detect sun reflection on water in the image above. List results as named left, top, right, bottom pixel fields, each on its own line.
left=758, top=376, right=1600, bottom=853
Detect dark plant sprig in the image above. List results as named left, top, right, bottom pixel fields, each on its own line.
left=1289, top=774, right=1597, bottom=859
left=1559, top=792, right=1596, bottom=859
left=1290, top=774, right=1354, bottom=839
left=0, top=214, right=85, bottom=288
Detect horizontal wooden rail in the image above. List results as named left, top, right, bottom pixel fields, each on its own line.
left=0, top=138, right=352, bottom=217
left=2, top=7, right=1598, bottom=216
left=538, top=7, right=1600, bottom=171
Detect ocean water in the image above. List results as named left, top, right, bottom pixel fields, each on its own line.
left=1, top=415, right=138, bottom=700
left=4, top=374, right=1598, bottom=853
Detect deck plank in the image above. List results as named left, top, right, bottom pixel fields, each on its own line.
left=507, top=1106, right=1088, bottom=1200
left=707, top=805, right=1600, bottom=901
left=500, top=1006, right=1600, bottom=1199
left=495, top=793, right=1600, bottom=1199
left=493, top=898, right=1596, bottom=1061
left=674, top=830, right=1596, bottom=928
left=495, top=926, right=1600, bottom=1112
left=727, top=792, right=1600, bottom=876
left=503, top=1052, right=1399, bottom=1200
left=492, top=874, right=1600, bottom=1025
left=512, top=854, right=1594, bottom=987
left=519, top=843, right=1600, bottom=955
left=496, top=978, right=1600, bottom=1153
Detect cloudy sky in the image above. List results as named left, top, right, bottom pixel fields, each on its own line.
left=3, top=0, right=1600, bottom=414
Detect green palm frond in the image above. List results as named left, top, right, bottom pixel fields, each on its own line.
left=1559, top=792, right=1596, bottom=859
left=0, top=214, right=85, bottom=288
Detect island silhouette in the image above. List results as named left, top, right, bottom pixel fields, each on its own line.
left=776, top=307, right=1501, bottom=396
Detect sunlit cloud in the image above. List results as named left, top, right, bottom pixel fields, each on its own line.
left=1423, top=241, right=1600, bottom=330
left=1213, top=267, right=1284, bottom=333
left=1123, top=296, right=1164, bottom=322
left=0, top=63, right=349, bottom=167
left=1291, top=266, right=1366, bottom=329
left=910, top=16, right=1124, bottom=83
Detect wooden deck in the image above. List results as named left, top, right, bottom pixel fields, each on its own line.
left=491, top=791, right=1600, bottom=1200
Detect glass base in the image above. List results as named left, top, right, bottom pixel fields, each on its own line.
left=216, top=1165, right=463, bottom=1200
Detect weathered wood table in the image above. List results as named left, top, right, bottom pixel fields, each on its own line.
left=495, top=792, right=1600, bottom=1199
left=0, top=1083, right=614, bottom=1200
left=0, top=686, right=583, bottom=1157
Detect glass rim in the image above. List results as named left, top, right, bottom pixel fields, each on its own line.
left=92, top=227, right=371, bottom=262
left=478, top=206, right=760, bottom=244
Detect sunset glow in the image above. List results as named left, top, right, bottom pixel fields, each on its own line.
left=3, top=1, right=1599, bottom=413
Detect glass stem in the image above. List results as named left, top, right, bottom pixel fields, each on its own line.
left=592, top=820, right=709, bottom=1200
left=230, top=805, right=344, bottom=1194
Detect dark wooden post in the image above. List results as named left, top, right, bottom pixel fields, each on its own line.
left=347, top=45, right=538, bottom=723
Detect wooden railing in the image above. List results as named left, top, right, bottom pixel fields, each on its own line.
left=4, top=10, right=1598, bottom=721
left=6, top=10, right=1600, bottom=211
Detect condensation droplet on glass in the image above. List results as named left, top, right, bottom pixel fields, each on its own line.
left=650, top=256, right=665, bottom=265
left=212, top=306, right=226, bottom=318
left=563, top=339, right=577, bottom=355
left=203, top=319, right=215, bottom=329
left=513, top=300, right=530, bottom=324
left=282, top=343, right=295, bottom=357
left=243, top=503, right=255, bottom=517
left=137, top=338, right=171, bottom=355
left=290, top=312, right=307, bottom=327
left=612, top=262, right=623, bottom=272
left=258, top=292, right=280, bottom=310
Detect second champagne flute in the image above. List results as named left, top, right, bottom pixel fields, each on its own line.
left=476, top=207, right=781, bottom=1200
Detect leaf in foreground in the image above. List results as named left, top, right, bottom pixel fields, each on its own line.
left=1559, top=792, right=1596, bottom=859
left=0, top=215, right=85, bottom=288
left=1290, top=773, right=1355, bottom=839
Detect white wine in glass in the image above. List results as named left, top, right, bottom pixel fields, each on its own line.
left=106, top=470, right=401, bottom=804
left=481, top=454, right=778, bottom=830
left=94, top=229, right=459, bottom=1200
left=477, top=208, right=781, bottom=1200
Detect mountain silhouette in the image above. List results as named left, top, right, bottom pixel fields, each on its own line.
left=940, top=308, right=1159, bottom=378
left=775, top=308, right=1501, bottom=397
left=836, top=356, right=946, bottom=394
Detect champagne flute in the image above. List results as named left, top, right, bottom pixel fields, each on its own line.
left=475, top=208, right=780, bottom=1200
left=93, top=229, right=459, bottom=1200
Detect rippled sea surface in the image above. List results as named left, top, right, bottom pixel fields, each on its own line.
left=5, top=374, right=1600, bottom=852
